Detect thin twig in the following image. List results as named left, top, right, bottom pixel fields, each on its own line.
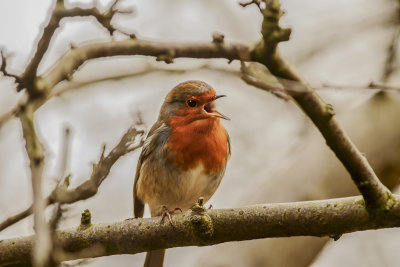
left=0, top=125, right=145, bottom=232
left=239, top=0, right=261, bottom=10
left=20, top=0, right=131, bottom=95
left=318, top=81, right=400, bottom=91
left=57, top=126, right=71, bottom=179
left=0, top=49, right=21, bottom=84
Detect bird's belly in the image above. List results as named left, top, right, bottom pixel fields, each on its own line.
left=170, top=165, right=219, bottom=208
left=139, top=163, right=222, bottom=214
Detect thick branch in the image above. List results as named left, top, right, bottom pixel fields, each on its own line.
left=18, top=103, right=52, bottom=266
left=0, top=126, right=144, bottom=232
left=249, top=0, right=394, bottom=211
left=2, top=195, right=400, bottom=265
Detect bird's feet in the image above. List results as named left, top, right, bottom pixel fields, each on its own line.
left=160, top=206, right=182, bottom=226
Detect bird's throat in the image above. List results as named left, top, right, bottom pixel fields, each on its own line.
left=165, top=116, right=228, bottom=174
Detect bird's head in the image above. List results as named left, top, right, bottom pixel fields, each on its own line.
left=159, top=80, right=229, bottom=124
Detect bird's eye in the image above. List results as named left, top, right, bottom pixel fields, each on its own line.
left=187, top=99, right=197, bottom=107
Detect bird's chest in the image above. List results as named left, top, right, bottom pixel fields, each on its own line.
left=164, top=119, right=228, bottom=174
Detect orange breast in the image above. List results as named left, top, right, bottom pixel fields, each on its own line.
left=165, top=116, right=228, bottom=174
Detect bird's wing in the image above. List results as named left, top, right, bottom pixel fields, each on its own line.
left=133, top=121, right=167, bottom=218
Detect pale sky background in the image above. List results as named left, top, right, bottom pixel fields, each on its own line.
left=1, top=0, right=400, bottom=266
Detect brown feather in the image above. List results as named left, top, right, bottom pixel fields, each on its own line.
left=133, top=120, right=165, bottom=218
left=133, top=80, right=230, bottom=267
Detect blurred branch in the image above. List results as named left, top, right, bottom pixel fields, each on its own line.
left=48, top=203, right=65, bottom=267
left=2, top=195, right=400, bottom=265
left=20, top=0, right=130, bottom=96
left=0, top=125, right=145, bottom=232
left=0, top=96, right=26, bottom=129
left=52, top=64, right=241, bottom=97
left=18, top=103, right=52, bottom=266
left=381, top=26, right=400, bottom=82
left=247, top=0, right=395, bottom=211
left=318, top=81, right=400, bottom=91
left=57, top=126, right=71, bottom=179
left=0, top=63, right=242, bottom=130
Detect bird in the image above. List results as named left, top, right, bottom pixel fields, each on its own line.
left=133, top=80, right=231, bottom=267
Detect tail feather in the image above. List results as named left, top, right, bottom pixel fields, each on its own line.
left=144, top=249, right=165, bottom=267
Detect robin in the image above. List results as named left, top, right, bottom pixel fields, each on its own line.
left=133, top=80, right=231, bottom=267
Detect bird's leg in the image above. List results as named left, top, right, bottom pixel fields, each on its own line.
left=160, top=206, right=182, bottom=226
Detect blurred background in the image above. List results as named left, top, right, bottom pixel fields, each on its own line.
left=1, top=0, right=400, bottom=266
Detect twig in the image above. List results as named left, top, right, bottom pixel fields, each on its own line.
left=318, top=81, right=400, bottom=91
left=57, top=126, right=71, bottom=179
left=54, top=0, right=133, bottom=35
left=0, top=50, right=21, bottom=84
left=0, top=125, right=145, bottom=232
left=3, top=195, right=400, bottom=265
left=0, top=205, right=34, bottom=231
left=51, top=125, right=145, bottom=203
left=239, top=0, right=262, bottom=10
left=49, top=204, right=64, bottom=233
left=20, top=0, right=131, bottom=96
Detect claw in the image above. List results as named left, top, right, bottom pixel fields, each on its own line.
left=160, top=206, right=182, bottom=226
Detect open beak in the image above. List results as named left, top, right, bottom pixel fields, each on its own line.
left=207, top=95, right=230, bottom=120
left=212, top=95, right=227, bottom=101
left=213, top=110, right=230, bottom=120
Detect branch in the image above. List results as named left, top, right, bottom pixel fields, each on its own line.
left=2, top=195, right=400, bottom=265
left=54, top=0, right=133, bottom=35
left=50, top=125, right=145, bottom=204
left=35, top=38, right=251, bottom=93
left=21, top=0, right=130, bottom=96
left=240, top=61, right=290, bottom=101
left=247, top=0, right=395, bottom=211
left=18, top=103, right=52, bottom=266
left=0, top=125, right=145, bottom=232
left=0, top=95, right=27, bottom=129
